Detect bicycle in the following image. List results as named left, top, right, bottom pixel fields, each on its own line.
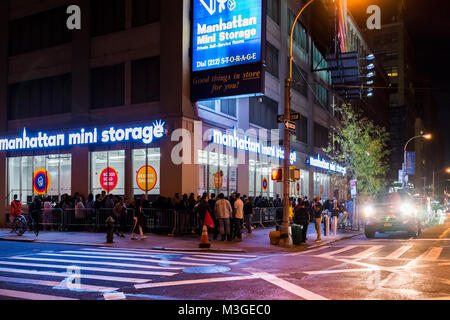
left=12, top=213, right=39, bottom=237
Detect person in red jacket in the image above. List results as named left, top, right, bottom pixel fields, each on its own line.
left=9, top=194, right=22, bottom=232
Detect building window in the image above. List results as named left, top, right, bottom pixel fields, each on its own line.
left=385, top=66, right=399, bottom=78
left=8, top=154, right=72, bottom=204
left=91, top=0, right=125, bottom=37
left=314, top=122, right=329, bottom=149
left=133, top=148, right=161, bottom=196
left=198, top=100, right=216, bottom=111
left=314, top=82, right=328, bottom=109
left=8, top=74, right=71, bottom=120
left=90, top=151, right=125, bottom=195
left=296, top=115, right=308, bottom=144
left=290, top=60, right=307, bottom=96
left=287, top=9, right=307, bottom=51
left=266, top=42, right=279, bottom=78
left=220, top=99, right=236, bottom=117
left=91, top=64, right=125, bottom=109
left=131, top=56, right=160, bottom=104
left=249, top=96, right=278, bottom=129
left=132, top=0, right=161, bottom=27
left=314, top=172, right=330, bottom=200
left=267, top=0, right=280, bottom=24
left=9, top=6, right=72, bottom=56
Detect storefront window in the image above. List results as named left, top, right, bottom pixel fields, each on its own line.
left=7, top=154, right=72, bottom=204
left=132, top=148, right=161, bottom=196
left=290, top=169, right=309, bottom=198
left=198, top=150, right=237, bottom=197
left=249, top=159, right=278, bottom=198
left=314, top=171, right=330, bottom=201
left=91, top=150, right=125, bottom=195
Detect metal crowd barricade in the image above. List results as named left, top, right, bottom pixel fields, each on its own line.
left=62, top=208, right=97, bottom=231
left=251, top=208, right=264, bottom=228
left=41, top=208, right=64, bottom=231
left=142, top=208, right=176, bottom=234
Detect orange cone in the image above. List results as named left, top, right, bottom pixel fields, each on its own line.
left=199, top=225, right=210, bottom=248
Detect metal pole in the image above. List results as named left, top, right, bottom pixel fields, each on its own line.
left=432, top=170, right=435, bottom=199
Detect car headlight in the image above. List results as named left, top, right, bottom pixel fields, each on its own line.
left=400, top=202, right=416, bottom=216
left=364, top=205, right=374, bottom=217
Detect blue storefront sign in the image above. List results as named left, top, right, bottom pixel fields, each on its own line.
left=192, top=0, right=263, bottom=72
left=405, top=152, right=415, bottom=175
left=191, top=0, right=265, bottom=101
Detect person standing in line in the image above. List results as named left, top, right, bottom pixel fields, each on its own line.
left=233, top=193, right=244, bottom=241
left=113, top=197, right=126, bottom=237
left=9, top=195, right=22, bottom=232
left=208, top=193, right=218, bottom=240
left=215, top=193, right=232, bottom=241
left=313, top=196, right=323, bottom=243
left=294, top=198, right=310, bottom=243
left=132, top=194, right=148, bottom=240
left=243, top=196, right=253, bottom=234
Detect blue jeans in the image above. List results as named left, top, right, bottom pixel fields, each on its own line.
left=219, top=218, right=230, bottom=237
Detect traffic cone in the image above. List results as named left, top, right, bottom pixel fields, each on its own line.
left=199, top=225, right=210, bottom=248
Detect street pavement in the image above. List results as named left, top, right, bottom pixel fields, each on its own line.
left=0, top=216, right=448, bottom=300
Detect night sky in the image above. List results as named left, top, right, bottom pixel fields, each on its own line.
left=348, top=0, right=450, bottom=164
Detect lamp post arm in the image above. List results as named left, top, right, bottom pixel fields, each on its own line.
left=404, top=135, right=423, bottom=152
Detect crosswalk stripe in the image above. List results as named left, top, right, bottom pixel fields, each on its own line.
left=181, top=257, right=232, bottom=263
left=0, top=266, right=150, bottom=283
left=63, top=251, right=212, bottom=266
left=0, top=261, right=176, bottom=276
left=351, top=246, right=383, bottom=258
left=285, top=246, right=331, bottom=256
left=11, top=256, right=183, bottom=270
left=95, top=247, right=258, bottom=258
left=135, top=274, right=261, bottom=289
left=0, top=289, right=78, bottom=300
left=316, top=245, right=358, bottom=257
left=0, top=275, right=118, bottom=292
left=38, top=253, right=214, bottom=266
left=191, top=255, right=244, bottom=260
left=384, top=246, right=413, bottom=260
left=417, top=247, right=443, bottom=261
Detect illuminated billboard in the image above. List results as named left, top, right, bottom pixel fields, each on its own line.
left=192, top=0, right=263, bottom=72
left=191, top=0, right=265, bottom=101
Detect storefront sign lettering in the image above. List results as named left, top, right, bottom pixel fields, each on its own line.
left=0, top=121, right=166, bottom=151
left=100, top=167, right=118, bottom=192
left=308, top=154, right=347, bottom=176
left=136, top=165, right=157, bottom=192
left=212, top=129, right=297, bottom=164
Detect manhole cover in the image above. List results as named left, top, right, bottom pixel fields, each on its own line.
left=182, top=266, right=231, bottom=274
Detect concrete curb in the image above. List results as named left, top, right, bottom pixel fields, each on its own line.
left=0, top=237, right=36, bottom=243
left=303, top=231, right=364, bottom=250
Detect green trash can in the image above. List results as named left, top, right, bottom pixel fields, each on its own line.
left=291, top=224, right=303, bottom=245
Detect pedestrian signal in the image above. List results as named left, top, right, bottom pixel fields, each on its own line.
left=271, top=168, right=283, bottom=182
left=289, top=167, right=300, bottom=181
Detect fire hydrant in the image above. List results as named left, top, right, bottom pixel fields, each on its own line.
left=106, top=216, right=115, bottom=243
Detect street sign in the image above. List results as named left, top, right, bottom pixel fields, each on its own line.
left=405, top=152, right=415, bottom=175
left=350, top=179, right=357, bottom=198
left=290, top=113, right=300, bottom=121
left=284, top=121, right=296, bottom=132
left=277, top=115, right=284, bottom=123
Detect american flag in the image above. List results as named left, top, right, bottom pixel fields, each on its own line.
left=337, top=0, right=348, bottom=53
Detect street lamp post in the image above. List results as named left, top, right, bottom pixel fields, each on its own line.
left=279, top=0, right=316, bottom=247
left=402, top=134, right=431, bottom=190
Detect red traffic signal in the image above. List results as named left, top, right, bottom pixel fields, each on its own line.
left=271, top=168, right=283, bottom=181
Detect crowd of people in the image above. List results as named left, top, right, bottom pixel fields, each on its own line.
left=9, top=191, right=354, bottom=244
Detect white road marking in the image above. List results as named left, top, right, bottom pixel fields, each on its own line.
left=315, top=245, right=358, bottom=257
left=0, top=289, right=78, bottom=300
left=191, top=255, right=244, bottom=260
left=417, top=247, right=443, bottom=261
left=285, top=246, right=331, bottom=256
left=304, top=268, right=377, bottom=275
left=253, top=272, right=328, bottom=300
left=439, top=227, right=450, bottom=239
left=11, top=256, right=182, bottom=270
left=181, top=257, right=231, bottom=263
left=0, top=275, right=118, bottom=292
left=384, top=245, right=413, bottom=260
left=38, top=253, right=213, bottom=266
left=135, top=274, right=261, bottom=289
left=351, top=245, right=383, bottom=258
left=0, top=261, right=176, bottom=276
left=0, top=266, right=150, bottom=283
left=95, top=247, right=258, bottom=258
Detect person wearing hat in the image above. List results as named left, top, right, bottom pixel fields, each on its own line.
left=313, top=196, right=323, bottom=243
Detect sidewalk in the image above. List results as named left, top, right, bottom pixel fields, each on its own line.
left=0, top=222, right=363, bottom=253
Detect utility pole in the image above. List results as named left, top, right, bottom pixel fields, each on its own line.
left=279, top=0, right=316, bottom=247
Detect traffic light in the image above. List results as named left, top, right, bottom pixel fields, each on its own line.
left=289, top=166, right=300, bottom=181
left=271, top=168, right=283, bottom=182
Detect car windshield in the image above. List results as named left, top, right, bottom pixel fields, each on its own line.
left=373, top=192, right=411, bottom=204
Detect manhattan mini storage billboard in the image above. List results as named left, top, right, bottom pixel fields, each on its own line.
left=191, top=0, right=266, bottom=101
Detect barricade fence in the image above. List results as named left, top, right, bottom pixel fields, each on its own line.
left=4, top=207, right=291, bottom=236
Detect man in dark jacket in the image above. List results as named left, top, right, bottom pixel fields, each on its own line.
left=208, top=193, right=218, bottom=239
left=243, top=196, right=253, bottom=234
left=29, top=196, right=42, bottom=235
left=313, top=196, right=323, bottom=243
left=294, top=198, right=310, bottom=243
